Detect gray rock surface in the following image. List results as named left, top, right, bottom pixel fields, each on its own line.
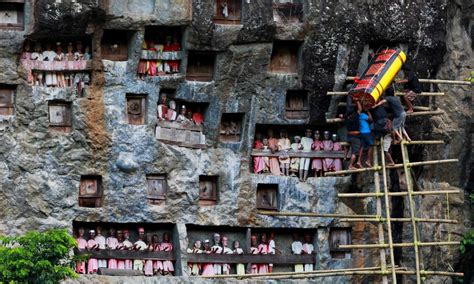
left=0, top=0, right=472, bottom=283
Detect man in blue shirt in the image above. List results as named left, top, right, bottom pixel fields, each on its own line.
left=358, top=111, right=374, bottom=168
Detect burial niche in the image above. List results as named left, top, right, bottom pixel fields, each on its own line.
left=146, top=174, right=167, bottom=205
left=126, top=94, right=147, bottom=125
left=269, top=41, right=301, bottom=74
left=272, top=0, right=303, bottom=24
left=138, top=26, right=183, bottom=78
left=329, top=227, right=352, bottom=259
left=0, top=0, right=24, bottom=30
left=186, top=51, right=215, bottom=82
left=0, top=85, right=15, bottom=116
left=48, top=100, right=72, bottom=133
left=219, top=113, right=244, bottom=142
left=256, top=184, right=278, bottom=211
left=214, top=0, right=242, bottom=25
left=78, top=175, right=103, bottom=208
left=285, top=90, right=309, bottom=119
left=199, top=175, right=218, bottom=206
left=101, top=30, right=134, bottom=61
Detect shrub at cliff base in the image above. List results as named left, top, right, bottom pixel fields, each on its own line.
left=0, top=229, right=77, bottom=284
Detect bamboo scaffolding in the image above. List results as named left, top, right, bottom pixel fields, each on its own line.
left=338, top=218, right=458, bottom=224
left=373, top=149, right=388, bottom=284
left=400, top=142, right=421, bottom=283
left=345, top=76, right=472, bottom=85
left=402, top=140, right=444, bottom=145
left=338, top=241, right=460, bottom=249
left=337, top=189, right=461, bottom=198
left=325, top=159, right=458, bottom=176
left=337, top=102, right=432, bottom=111
left=257, top=210, right=375, bottom=218
left=328, top=91, right=445, bottom=96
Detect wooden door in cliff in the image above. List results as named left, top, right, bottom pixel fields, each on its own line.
left=0, top=87, right=14, bottom=116
left=199, top=175, right=218, bottom=205
left=48, top=101, right=72, bottom=132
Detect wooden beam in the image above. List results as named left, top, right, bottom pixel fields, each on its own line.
left=406, top=110, right=444, bottom=117
left=258, top=210, right=375, bottom=218
left=251, top=150, right=345, bottom=159
left=75, top=249, right=175, bottom=261
left=401, top=140, right=444, bottom=145
left=338, top=241, right=460, bottom=249
left=328, top=91, right=445, bottom=96
left=338, top=218, right=458, bottom=224
left=345, top=76, right=472, bottom=85
left=325, top=159, right=458, bottom=176
left=337, top=189, right=461, bottom=198
left=187, top=253, right=314, bottom=264
left=97, top=268, right=143, bottom=276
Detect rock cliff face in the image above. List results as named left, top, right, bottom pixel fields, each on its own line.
left=0, top=0, right=472, bottom=283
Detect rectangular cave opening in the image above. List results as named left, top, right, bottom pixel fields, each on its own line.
left=256, top=183, right=279, bottom=211
left=72, top=221, right=176, bottom=275
left=185, top=225, right=317, bottom=274
left=272, top=0, right=303, bottom=24
left=269, top=41, right=301, bottom=74
left=329, top=227, right=352, bottom=259
left=186, top=51, right=215, bottom=82
left=126, top=93, right=147, bottom=125
left=146, top=174, right=167, bottom=205
left=23, top=37, right=92, bottom=92
left=214, top=0, right=242, bottom=25
left=138, top=26, right=184, bottom=78
left=0, top=84, right=16, bottom=116
left=0, top=0, right=24, bottom=30
left=199, top=175, right=218, bottom=206
left=48, top=100, right=72, bottom=133
left=251, top=124, right=345, bottom=175
left=101, top=29, right=135, bottom=61
left=78, top=175, right=103, bottom=208
left=285, top=90, right=309, bottom=119
left=219, top=112, right=244, bottom=143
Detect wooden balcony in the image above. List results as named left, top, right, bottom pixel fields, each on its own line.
left=29, top=60, right=92, bottom=72
left=140, top=50, right=184, bottom=61
left=187, top=253, right=315, bottom=264
left=251, top=150, right=345, bottom=159
left=155, top=120, right=206, bottom=149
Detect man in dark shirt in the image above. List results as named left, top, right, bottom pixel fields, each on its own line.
left=397, top=65, right=421, bottom=113
left=345, top=95, right=362, bottom=169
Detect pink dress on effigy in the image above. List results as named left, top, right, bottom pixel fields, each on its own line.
left=20, top=52, right=33, bottom=83
left=153, top=244, right=164, bottom=272
left=147, top=47, right=158, bottom=76
left=201, top=250, right=215, bottom=276
left=333, top=142, right=343, bottom=171
left=267, top=138, right=281, bottom=175
left=322, top=140, right=334, bottom=171
left=311, top=140, right=324, bottom=171
left=144, top=245, right=156, bottom=276
left=123, top=240, right=133, bottom=269
left=160, top=242, right=175, bottom=273
left=257, top=243, right=269, bottom=274
left=250, top=246, right=259, bottom=274
left=253, top=140, right=265, bottom=174
left=87, top=239, right=99, bottom=274
left=106, top=236, right=118, bottom=269
left=76, top=237, right=87, bottom=274
left=117, top=241, right=126, bottom=269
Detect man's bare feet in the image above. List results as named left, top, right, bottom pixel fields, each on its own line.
left=365, top=162, right=373, bottom=168
left=355, top=163, right=362, bottom=169
left=406, top=109, right=414, bottom=114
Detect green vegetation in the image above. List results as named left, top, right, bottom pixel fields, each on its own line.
left=0, top=229, right=77, bottom=284
left=460, top=228, right=474, bottom=254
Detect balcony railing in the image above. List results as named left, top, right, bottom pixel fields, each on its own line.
left=140, top=50, right=184, bottom=61
left=155, top=120, right=206, bottom=149
left=251, top=150, right=345, bottom=159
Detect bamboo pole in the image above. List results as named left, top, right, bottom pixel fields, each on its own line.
left=400, top=142, right=422, bottom=283
left=200, top=265, right=391, bottom=278
left=402, top=140, right=444, bottom=145
left=345, top=76, right=472, bottom=85
left=257, top=210, right=375, bottom=218
left=328, top=91, right=445, bottom=96
left=337, top=189, right=461, bottom=197
left=379, top=140, right=398, bottom=283
left=338, top=218, right=458, bottom=224
left=373, top=148, right=388, bottom=284
left=200, top=267, right=463, bottom=279
left=407, top=110, right=444, bottom=117
left=338, top=102, right=431, bottom=111
left=326, top=117, right=345, bottom=123
left=338, top=241, right=460, bottom=249
left=325, top=159, right=458, bottom=176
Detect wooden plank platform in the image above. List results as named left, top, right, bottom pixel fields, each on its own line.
left=75, top=249, right=176, bottom=261
left=187, top=253, right=315, bottom=264
left=98, top=268, right=144, bottom=276
left=251, top=150, right=345, bottom=159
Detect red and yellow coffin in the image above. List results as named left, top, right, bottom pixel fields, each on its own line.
left=350, top=49, right=406, bottom=109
